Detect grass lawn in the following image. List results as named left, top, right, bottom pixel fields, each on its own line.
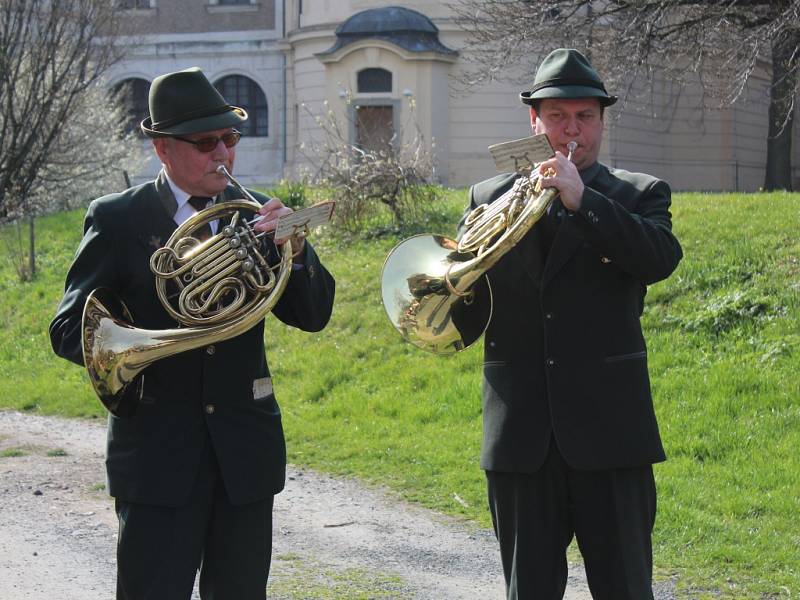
left=0, top=189, right=798, bottom=598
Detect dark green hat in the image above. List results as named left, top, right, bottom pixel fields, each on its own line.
left=140, top=67, right=248, bottom=138
left=520, top=48, right=617, bottom=107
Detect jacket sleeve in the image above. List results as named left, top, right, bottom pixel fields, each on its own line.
left=49, top=200, right=121, bottom=366
left=245, top=187, right=335, bottom=332
left=572, top=176, right=682, bottom=285
left=270, top=241, right=335, bottom=332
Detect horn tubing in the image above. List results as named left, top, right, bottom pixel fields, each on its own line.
left=83, top=188, right=294, bottom=415
left=379, top=139, right=577, bottom=355
left=83, top=241, right=292, bottom=411
left=448, top=140, right=577, bottom=293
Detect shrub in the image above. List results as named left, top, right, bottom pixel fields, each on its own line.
left=263, top=179, right=308, bottom=210
left=298, top=96, right=443, bottom=235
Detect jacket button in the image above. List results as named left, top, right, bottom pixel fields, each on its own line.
left=546, top=358, right=555, bottom=367
left=545, top=312, right=553, bottom=320
left=587, top=210, right=595, bottom=218
left=206, top=345, right=216, bottom=355
left=205, top=404, right=215, bottom=414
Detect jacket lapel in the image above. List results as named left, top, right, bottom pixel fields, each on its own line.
left=540, top=162, right=604, bottom=287
left=512, top=227, right=545, bottom=289
left=541, top=218, right=582, bottom=287
left=136, top=173, right=179, bottom=256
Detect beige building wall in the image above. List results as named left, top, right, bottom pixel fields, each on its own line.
left=110, top=0, right=285, bottom=186
left=285, top=2, right=498, bottom=186
left=293, top=0, right=451, bottom=27
left=284, top=0, right=798, bottom=191
left=110, top=1, right=797, bottom=191
left=118, top=0, right=275, bottom=33
left=606, top=65, right=788, bottom=192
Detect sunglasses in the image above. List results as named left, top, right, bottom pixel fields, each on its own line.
left=172, top=130, right=241, bottom=153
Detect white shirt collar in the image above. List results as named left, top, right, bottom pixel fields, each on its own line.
left=162, top=170, right=193, bottom=211
left=162, top=169, right=218, bottom=230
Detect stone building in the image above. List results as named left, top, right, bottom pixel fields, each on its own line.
left=112, top=0, right=798, bottom=191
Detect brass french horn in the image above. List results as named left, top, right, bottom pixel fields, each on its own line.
left=380, top=140, right=576, bottom=355
left=81, top=166, right=293, bottom=417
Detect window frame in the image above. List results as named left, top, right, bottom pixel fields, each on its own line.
left=356, top=68, right=393, bottom=95
left=214, top=75, right=269, bottom=138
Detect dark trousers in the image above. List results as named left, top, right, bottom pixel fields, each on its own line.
left=115, top=441, right=274, bottom=600
left=486, top=439, right=656, bottom=600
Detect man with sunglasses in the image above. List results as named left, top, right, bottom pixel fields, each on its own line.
left=50, top=67, right=335, bottom=599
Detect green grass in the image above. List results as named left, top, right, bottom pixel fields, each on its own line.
left=0, top=447, right=26, bottom=457
left=1, top=190, right=798, bottom=597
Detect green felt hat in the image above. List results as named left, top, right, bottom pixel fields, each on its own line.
left=140, top=67, right=248, bottom=137
left=520, top=48, right=617, bottom=107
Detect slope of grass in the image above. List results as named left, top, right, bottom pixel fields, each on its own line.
left=1, top=190, right=798, bottom=597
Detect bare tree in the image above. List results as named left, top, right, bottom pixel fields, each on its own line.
left=0, top=0, right=142, bottom=279
left=450, top=0, right=799, bottom=191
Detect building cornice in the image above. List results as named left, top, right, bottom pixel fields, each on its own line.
left=285, top=22, right=339, bottom=42
left=316, top=38, right=458, bottom=64
left=113, top=30, right=281, bottom=46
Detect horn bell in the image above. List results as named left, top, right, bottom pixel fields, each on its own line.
left=81, top=198, right=293, bottom=417
left=82, top=288, right=148, bottom=418
left=380, top=234, right=492, bottom=355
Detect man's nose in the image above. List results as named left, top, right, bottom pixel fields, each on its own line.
left=564, top=116, right=580, bottom=135
left=211, top=139, right=231, bottom=160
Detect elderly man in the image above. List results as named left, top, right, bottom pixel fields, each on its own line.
left=461, top=49, right=683, bottom=599
left=50, top=67, right=335, bottom=599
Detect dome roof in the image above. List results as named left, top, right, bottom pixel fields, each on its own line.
left=336, top=6, right=438, bottom=36
left=319, top=6, right=457, bottom=57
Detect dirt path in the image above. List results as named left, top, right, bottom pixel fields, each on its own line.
left=0, top=410, right=654, bottom=599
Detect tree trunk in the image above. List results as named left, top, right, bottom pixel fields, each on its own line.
left=764, top=31, right=798, bottom=191
left=28, top=215, right=36, bottom=279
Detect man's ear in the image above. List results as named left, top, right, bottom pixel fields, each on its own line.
left=529, top=107, right=538, bottom=129
left=152, top=137, right=169, bottom=163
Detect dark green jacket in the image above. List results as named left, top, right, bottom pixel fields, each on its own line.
left=50, top=174, right=335, bottom=506
left=463, top=162, right=682, bottom=472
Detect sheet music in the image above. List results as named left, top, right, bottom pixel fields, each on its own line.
left=488, top=134, right=554, bottom=173
left=274, top=201, right=336, bottom=240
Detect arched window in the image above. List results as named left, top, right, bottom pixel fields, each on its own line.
left=214, top=75, right=268, bottom=137
left=357, top=68, right=392, bottom=94
left=112, top=77, right=150, bottom=136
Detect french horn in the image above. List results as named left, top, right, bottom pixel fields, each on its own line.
left=380, top=139, right=576, bottom=355
left=81, top=166, right=293, bottom=417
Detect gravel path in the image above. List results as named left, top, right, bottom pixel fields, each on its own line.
left=0, top=411, right=676, bottom=599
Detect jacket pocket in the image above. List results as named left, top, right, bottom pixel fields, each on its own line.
left=604, top=350, right=647, bottom=363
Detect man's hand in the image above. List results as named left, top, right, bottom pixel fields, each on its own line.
left=253, top=198, right=306, bottom=261
left=537, top=151, right=584, bottom=212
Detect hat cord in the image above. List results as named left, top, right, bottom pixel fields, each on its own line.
left=151, top=103, right=234, bottom=132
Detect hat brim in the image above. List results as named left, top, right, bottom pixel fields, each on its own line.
left=520, top=86, right=617, bottom=107
left=141, top=106, right=248, bottom=138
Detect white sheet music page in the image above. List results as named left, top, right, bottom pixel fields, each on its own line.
left=274, top=201, right=336, bottom=240
left=488, top=134, right=554, bottom=173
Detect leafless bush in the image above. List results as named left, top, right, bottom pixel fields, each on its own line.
left=298, top=95, right=441, bottom=235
